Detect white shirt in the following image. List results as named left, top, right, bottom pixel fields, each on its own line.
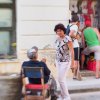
left=70, top=24, right=79, bottom=48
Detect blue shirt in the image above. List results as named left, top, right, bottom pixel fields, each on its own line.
left=22, top=60, right=51, bottom=84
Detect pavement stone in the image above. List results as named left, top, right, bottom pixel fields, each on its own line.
left=71, top=91, right=100, bottom=100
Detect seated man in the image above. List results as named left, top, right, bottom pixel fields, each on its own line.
left=22, top=46, right=51, bottom=84
left=21, top=46, right=57, bottom=99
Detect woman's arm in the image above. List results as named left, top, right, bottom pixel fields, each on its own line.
left=21, top=68, right=29, bottom=85
left=67, top=41, right=74, bottom=68
left=41, top=62, right=51, bottom=76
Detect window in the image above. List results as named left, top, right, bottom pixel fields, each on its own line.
left=0, top=0, right=12, bottom=3
left=0, top=0, right=16, bottom=59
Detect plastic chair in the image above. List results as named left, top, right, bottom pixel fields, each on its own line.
left=23, top=67, right=49, bottom=100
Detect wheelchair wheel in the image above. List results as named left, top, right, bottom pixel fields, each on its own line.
left=50, top=89, right=58, bottom=100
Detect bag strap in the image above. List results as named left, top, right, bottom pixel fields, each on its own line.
left=70, top=24, right=73, bottom=27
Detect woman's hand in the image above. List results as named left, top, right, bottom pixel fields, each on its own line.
left=41, top=58, right=46, bottom=63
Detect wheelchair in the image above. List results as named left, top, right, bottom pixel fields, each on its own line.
left=23, top=67, right=57, bottom=100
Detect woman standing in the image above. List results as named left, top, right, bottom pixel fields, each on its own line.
left=54, top=24, right=74, bottom=100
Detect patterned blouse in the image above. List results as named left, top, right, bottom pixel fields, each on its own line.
left=55, top=35, right=72, bottom=62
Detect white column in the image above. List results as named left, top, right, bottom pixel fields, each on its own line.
left=16, top=0, right=70, bottom=59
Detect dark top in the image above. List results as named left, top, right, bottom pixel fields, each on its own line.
left=22, top=60, right=51, bottom=84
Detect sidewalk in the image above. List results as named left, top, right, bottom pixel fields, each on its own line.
left=21, top=77, right=100, bottom=100
left=56, top=76, right=100, bottom=93
left=71, top=91, right=100, bottom=100
left=67, top=77, right=100, bottom=93
left=57, top=77, right=100, bottom=100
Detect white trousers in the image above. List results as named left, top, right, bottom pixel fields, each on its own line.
left=55, top=61, right=71, bottom=100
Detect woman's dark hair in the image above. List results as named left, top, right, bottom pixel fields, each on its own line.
left=54, top=23, right=66, bottom=34
left=71, top=14, right=79, bottom=22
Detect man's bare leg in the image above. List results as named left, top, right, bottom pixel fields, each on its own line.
left=73, top=60, right=82, bottom=80
left=81, top=54, right=85, bottom=69
left=96, top=60, right=100, bottom=78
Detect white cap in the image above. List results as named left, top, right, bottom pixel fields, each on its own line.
left=27, top=46, right=38, bottom=59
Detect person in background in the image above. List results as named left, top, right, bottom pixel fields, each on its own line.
left=54, top=23, right=74, bottom=100
left=69, top=15, right=82, bottom=80
left=82, top=20, right=100, bottom=79
left=80, top=29, right=86, bottom=70
left=77, top=22, right=86, bottom=70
